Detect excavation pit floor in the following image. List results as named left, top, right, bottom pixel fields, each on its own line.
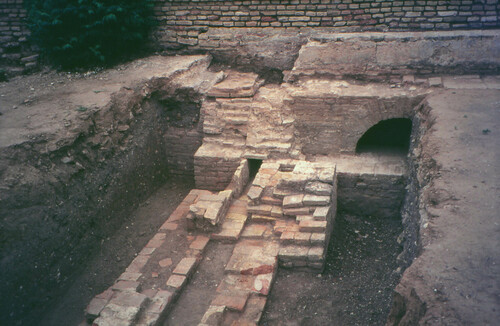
left=261, top=214, right=402, bottom=326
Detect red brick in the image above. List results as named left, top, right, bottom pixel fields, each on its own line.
left=111, top=280, right=140, bottom=292
left=160, top=222, right=178, bottom=230
left=173, top=257, right=198, bottom=276
left=126, top=255, right=149, bottom=273
left=212, top=293, right=249, bottom=312
left=166, top=274, right=187, bottom=289
left=190, top=235, right=210, bottom=250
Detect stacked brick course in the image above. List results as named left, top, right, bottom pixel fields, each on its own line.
left=0, top=0, right=37, bottom=77
left=151, top=0, right=500, bottom=48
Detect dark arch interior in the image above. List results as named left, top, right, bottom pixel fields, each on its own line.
left=356, top=118, right=412, bottom=155
left=248, top=159, right=262, bottom=180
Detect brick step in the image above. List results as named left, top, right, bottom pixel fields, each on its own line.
left=280, top=229, right=326, bottom=247
left=260, top=196, right=282, bottom=206
left=250, top=214, right=278, bottom=223
left=299, top=220, right=327, bottom=233
left=247, top=204, right=283, bottom=218
left=272, top=188, right=295, bottom=200
left=241, top=223, right=273, bottom=238
left=278, top=245, right=325, bottom=271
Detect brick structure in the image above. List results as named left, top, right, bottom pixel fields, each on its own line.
left=1, top=0, right=499, bottom=77
left=151, top=0, right=500, bottom=49
left=0, top=0, right=37, bottom=78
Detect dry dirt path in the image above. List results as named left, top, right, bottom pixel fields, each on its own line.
left=392, top=88, right=500, bottom=325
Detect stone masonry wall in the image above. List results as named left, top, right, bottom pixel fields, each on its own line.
left=0, top=0, right=37, bottom=78
left=152, top=0, right=500, bottom=49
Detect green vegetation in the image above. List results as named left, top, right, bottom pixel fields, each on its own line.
left=26, top=0, right=155, bottom=70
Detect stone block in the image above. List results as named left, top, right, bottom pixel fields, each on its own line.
left=302, top=194, right=330, bottom=206
left=307, top=247, right=325, bottom=262
left=190, top=235, right=210, bottom=250
left=310, top=233, right=326, bottom=245
left=299, top=220, right=327, bottom=233
left=207, top=71, right=263, bottom=98
left=247, top=204, right=273, bottom=215
left=313, top=206, right=330, bottom=221
left=283, top=206, right=311, bottom=216
left=118, top=272, right=142, bottom=282
left=278, top=245, right=309, bottom=261
left=111, top=281, right=140, bottom=292
left=283, top=194, right=304, bottom=208
left=294, top=232, right=312, bottom=244
left=241, top=224, right=268, bottom=239
left=304, top=181, right=333, bottom=196
left=247, top=185, right=263, bottom=202
left=86, top=297, right=109, bottom=321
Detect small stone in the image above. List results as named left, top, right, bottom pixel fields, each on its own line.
left=159, top=258, right=172, bottom=268
left=61, top=156, right=73, bottom=164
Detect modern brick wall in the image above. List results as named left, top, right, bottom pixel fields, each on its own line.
left=0, top=0, right=37, bottom=77
left=1, top=0, right=499, bottom=77
left=151, top=0, right=500, bottom=49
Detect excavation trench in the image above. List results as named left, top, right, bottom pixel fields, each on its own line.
left=1, top=58, right=429, bottom=326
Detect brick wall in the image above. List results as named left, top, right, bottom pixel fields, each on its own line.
left=0, top=0, right=37, bottom=77
left=152, top=0, right=500, bottom=49
left=1, top=0, right=499, bottom=77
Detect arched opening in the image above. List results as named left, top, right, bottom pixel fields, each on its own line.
left=356, top=118, right=412, bottom=155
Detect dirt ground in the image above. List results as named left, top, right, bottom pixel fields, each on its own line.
left=261, top=214, right=403, bottom=326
